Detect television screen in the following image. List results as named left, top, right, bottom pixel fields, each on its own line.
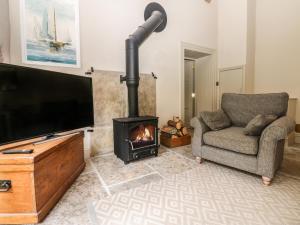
left=0, top=63, right=94, bottom=145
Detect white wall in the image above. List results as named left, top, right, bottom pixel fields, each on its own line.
left=218, top=0, right=247, bottom=68
left=0, top=0, right=10, bottom=63
left=8, top=0, right=218, bottom=125
left=255, top=0, right=300, bottom=123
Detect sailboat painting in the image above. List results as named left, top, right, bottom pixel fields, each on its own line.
left=21, top=0, right=80, bottom=67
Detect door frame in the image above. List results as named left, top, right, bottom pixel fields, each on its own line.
left=180, top=42, right=217, bottom=120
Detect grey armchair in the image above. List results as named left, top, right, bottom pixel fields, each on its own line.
left=191, top=93, right=295, bottom=185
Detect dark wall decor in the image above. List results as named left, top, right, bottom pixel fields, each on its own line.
left=113, top=2, right=167, bottom=164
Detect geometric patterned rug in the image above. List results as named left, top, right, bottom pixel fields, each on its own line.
left=88, top=162, right=300, bottom=225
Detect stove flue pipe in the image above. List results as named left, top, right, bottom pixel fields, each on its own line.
left=120, top=3, right=167, bottom=118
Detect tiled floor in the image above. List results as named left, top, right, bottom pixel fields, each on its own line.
left=36, top=146, right=199, bottom=225
left=290, top=142, right=300, bottom=149
left=39, top=172, right=107, bottom=225
left=279, top=145, right=300, bottom=179
left=34, top=144, right=300, bottom=225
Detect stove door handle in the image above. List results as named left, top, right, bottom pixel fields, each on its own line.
left=125, top=138, right=134, bottom=150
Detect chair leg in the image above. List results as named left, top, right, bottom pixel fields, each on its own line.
left=262, top=176, right=272, bottom=186
left=196, top=157, right=204, bottom=164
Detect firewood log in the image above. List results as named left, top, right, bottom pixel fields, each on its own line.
left=168, top=120, right=183, bottom=130
left=177, top=130, right=183, bottom=137
left=173, top=116, right=180, bottom=123
left=179, top=120, right=184, bottom=128
left=171, top=135, right=178, bottom=139
left=177, top=121, right=183, bottom=130
left=181, top=127, right=189, bottom=136
left=167, top=120, right=177, bottom=127
left=161, top=126, right=177, bottom=135
left=161, top=131, right=171, bottom=138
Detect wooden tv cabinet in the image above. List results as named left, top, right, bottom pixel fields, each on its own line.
left=0, top=132, right=85, bottom=224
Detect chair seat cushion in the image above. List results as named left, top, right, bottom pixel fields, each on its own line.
left=203, top=127, right=259, bottom=155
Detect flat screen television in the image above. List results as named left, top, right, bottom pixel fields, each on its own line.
left=0, top=63, right=94, bottom=146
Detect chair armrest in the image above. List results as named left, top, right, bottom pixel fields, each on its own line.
left=260, top=116, right=295, bottom=142
left=190, top=117, right=210, bottom=141
left=257, top=116, right=295, bottom=178
left=190, top=117, right=210, bottom=157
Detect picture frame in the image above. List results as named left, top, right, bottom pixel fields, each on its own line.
left=20, top=0, right=81, bottom=68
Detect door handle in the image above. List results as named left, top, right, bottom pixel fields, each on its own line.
left=0, top=180, right=12, bottom=192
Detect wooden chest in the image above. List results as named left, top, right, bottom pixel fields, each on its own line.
left=0, top=133, right=85, bottom=224
left=160, top=133, right=191, bottom=148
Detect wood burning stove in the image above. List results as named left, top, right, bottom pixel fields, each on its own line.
left=113, top=116, right=158, bottom=164
left=113, top=3, right=167, bottom=164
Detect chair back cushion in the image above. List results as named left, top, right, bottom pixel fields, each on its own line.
left=200, top=109, right=231, bottom=131
left=243, top=114, right=278, bottom=136
left=221, top=93, right=289, bottom=127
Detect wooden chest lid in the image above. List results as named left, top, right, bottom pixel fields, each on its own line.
left=0, top=133, right=83, bottom=165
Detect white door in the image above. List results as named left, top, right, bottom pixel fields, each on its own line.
left=195, top=56, right=213, bottom=113
left=184, top=60, right=195, bottom=126
left=218, top=67, right=244, bottom=106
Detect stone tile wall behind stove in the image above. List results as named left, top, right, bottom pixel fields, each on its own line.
left=91, top=70, right=156, bottom=156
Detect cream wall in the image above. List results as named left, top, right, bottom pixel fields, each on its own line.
left=218, top=0, right=247, bottom=68
left=218, top=0, right=255, bottom=94
left=245, top=0, right=256, bottom=93
left=254, top=0, right=300, bottom=123
left=0, top=0, right=10, bottom=63
left=8, top=0, right=218, bottom=125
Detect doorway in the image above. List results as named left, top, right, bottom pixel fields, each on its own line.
left=184, top=59, right=196, bottom=125
left=181, top=42, right=217, bottom=126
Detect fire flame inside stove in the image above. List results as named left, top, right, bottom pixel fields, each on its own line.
left=133, top=125, right=154, bottom=143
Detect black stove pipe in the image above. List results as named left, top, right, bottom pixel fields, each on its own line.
left=121, top=3, right=167, bottom=118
